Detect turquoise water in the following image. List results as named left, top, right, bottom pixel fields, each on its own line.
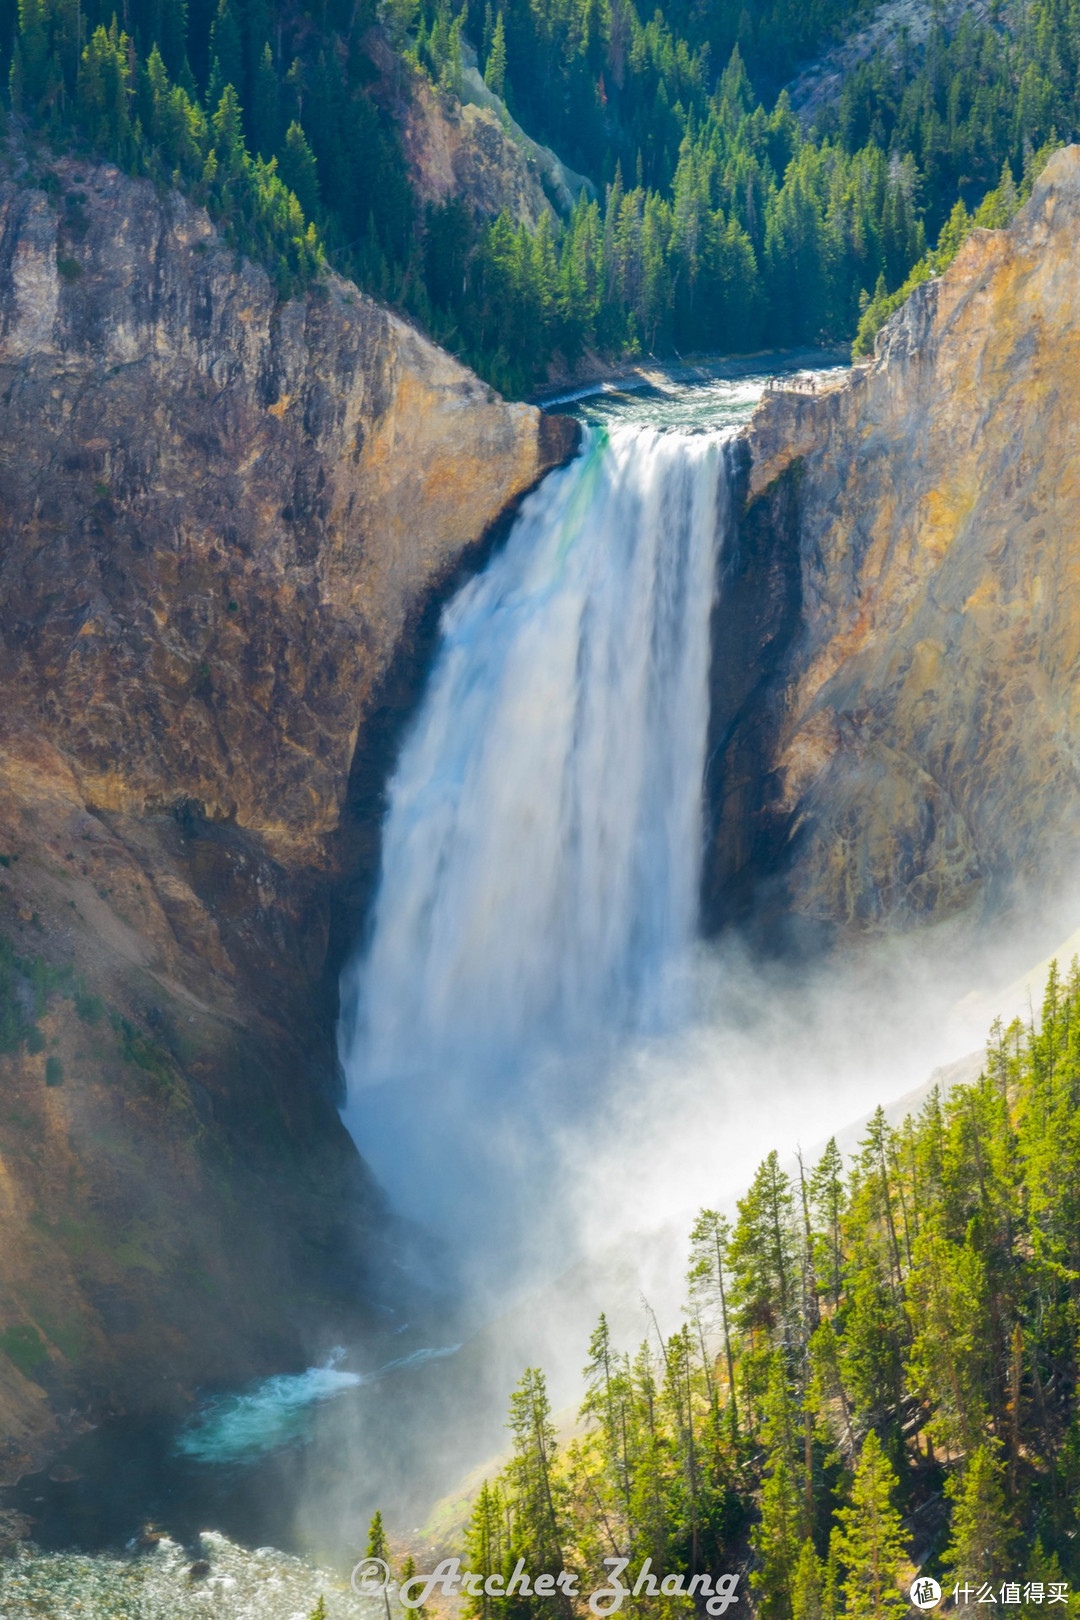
left=174, top=1346, right=461, bottom=1465
left=174, top=1353, right=362, bottom=1464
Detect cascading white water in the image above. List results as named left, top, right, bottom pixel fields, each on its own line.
left=338, top=421, right=737, bottom=1254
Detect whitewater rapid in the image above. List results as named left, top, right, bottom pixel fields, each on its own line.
left=338, top=420, right=737, bottom=1257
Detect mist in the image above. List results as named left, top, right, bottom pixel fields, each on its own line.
left=319, top=382, right=1080, bottom=1560
left=276, top=868, right=1080, bottom=1570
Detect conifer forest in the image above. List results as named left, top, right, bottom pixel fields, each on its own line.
left=439, top=964, right=1080, bottom=1617
left=4, top=0, right=1080, bottom=391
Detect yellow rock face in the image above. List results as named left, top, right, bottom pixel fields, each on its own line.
left=719, top=146, right=1080, bottom=935
left=0, top=157, right=576, bottom=1474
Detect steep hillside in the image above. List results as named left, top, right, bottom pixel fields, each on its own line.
left=13, top=0, right=1075, bottom=396
left=706, top=144, right=1080, bottom=940
left=0, top=156, right=576, bottom=1479
left=783, top=0, right=998, bottom=126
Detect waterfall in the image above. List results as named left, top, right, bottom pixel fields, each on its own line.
left=338, top=422, right=737, bottom=1254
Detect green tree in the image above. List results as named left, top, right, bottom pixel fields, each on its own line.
left=841, top=1253, right=905, bottom=1444
left=279, top=121, right=320, bottom=221
left=400, top=1554, right=428, bottom=1619
left=753, top=1453, right=804, bottom=1619
left=463, top=1481, right=508, bottom=1620
left=688, top=1209, right=739, bottom=1437
left=366, top=1510, right=393, bottom=1620
left=905, top=1230, right=992, bottom=1459
left=76, top=22, right=135, bottom=161
left=366, top=1508, right=390, bottom=1562
left=792, top=1537, right=825, bottom=1620
left=208, top=0, right=243, bottom=97
left=12, top=0, right=52, bottom=112
left=211, top=81, right=246, bottom=177
left=832, top=1430, right=908, bottom=1620
left=943, top=1445, right=1013, bottom=1591
left=505, top=1367, right=570, bottom=1594
left=250, top=42, right=280, bottom=157
left=484, top=11, right=506, bottom=99
left=581, top=1314, right=633, bottom=1513
left=729, top=1151, right=798, bottom=1351
left=809, top=1139, right=847, bottom=1307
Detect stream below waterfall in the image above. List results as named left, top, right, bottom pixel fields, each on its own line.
left=6, top=360, right=896, bottom=1612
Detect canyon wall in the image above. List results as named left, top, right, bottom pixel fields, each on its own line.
left=706, top=144, right=1080, bottom=942
left=7, top=131, right=1080, bottom=1487
left=0, top=154, right=576, bottom=1480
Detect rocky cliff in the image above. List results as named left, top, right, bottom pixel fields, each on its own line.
left=705, top=144, right=1080, bottom=941
left=0, top=154, right=576, bottom=1480
left=367, top=35, right=570, bottom=234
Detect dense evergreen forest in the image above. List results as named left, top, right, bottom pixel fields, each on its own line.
left=3, top=0, right=1078, bottom=390
left=408, top=962, right=1080, bottom=1616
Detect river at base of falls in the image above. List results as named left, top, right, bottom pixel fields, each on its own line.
left=2, top=362, right=842, bottom=1604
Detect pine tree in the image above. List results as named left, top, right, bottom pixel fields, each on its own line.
left=906, top=1230, right=991, bottom=1459
left=400, top=1554, right=428, bottom=1619
left=688, top=1210, right=739, bottom=1437
left=582, top=1314, right=633, bottom=1513
left=441, top=8, right=463, bottom=97
left=250, top=42, right=279, bottom=158
left=752, top=1357, right=809, bottom=1617
left=809, top=1139, right=846, bottom=1307
left=279, top=121, right=320, bottom=221
left=366, top=1510, right=393, bottom=1620
left=808, top=1319, right=856, bottom=1461
left=832, top=1430, right=908, bottom=1620
left=464, top=1482, right=507, bottom=1620
left=14, top=0, right=50, bottom=111
left=753, top=1454, right=804, bottom=1619
left=943, top=1445, right=1013, bottom=1591
left=484, top=11, right=506, bottom=99
left=211, top=81, right=246, bottom=178
left=506, top=1367, right=570, bottom=1600
left=841, top=1254, right=905, bottom=1443
left=729, top=1151, right=798, bottom=1352
left=366, top=1508, right=390, bottom=1563
left=208, top=0, right=243, bottom=97
left=792, top=1538, right=825, bottom=1620
left=77, top=22, right=135, bottom=161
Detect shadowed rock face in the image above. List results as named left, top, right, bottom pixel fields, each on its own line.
left=705, top=144, right=1080, bottom=943
left=0, top=156, right=577, bottom=1476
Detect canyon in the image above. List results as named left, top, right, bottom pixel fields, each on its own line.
left=2, top=137, right=1080, bottom=1501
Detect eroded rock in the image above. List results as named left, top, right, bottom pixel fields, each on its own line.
left=0, top=156, right=576, bottom=1470
left=706, top=145, right=1080, bottom=941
